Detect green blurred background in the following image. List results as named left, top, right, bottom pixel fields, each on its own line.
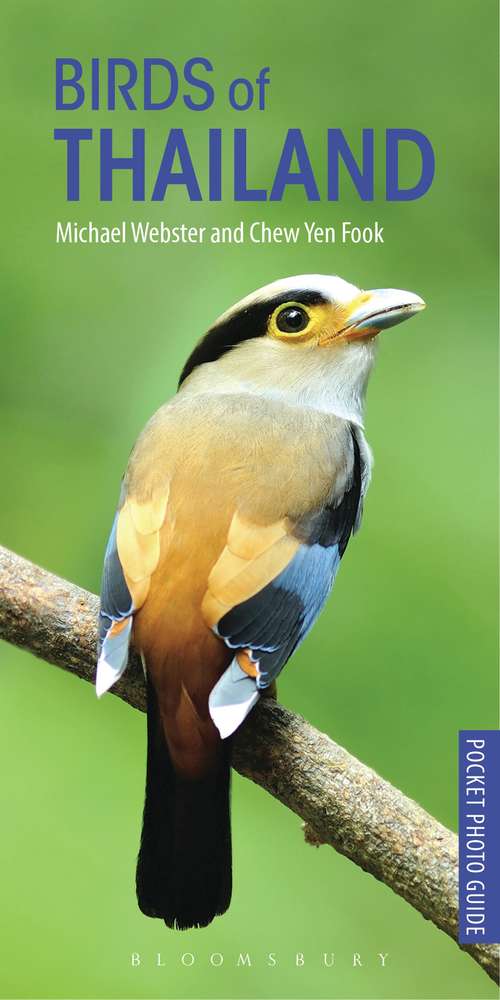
left=0, top=0, right=498, bottom=997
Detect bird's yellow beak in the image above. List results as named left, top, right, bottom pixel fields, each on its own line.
left=336, top=287, right=426, bottom=342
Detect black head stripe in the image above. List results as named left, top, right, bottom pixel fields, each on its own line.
left=178, top=288, right=327, bottom=386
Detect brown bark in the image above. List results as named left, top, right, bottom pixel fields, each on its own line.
left=0, top=544, right=497, bottom=985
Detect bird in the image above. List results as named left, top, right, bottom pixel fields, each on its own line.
left=96, top=273, right=425, bottom=930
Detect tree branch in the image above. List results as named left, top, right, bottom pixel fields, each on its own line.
left=0, top=544, right=497, bottom=985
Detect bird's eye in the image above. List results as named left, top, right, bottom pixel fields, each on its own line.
left=276, top=305, right=310, bottom=334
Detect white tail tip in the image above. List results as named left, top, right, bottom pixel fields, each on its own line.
left=208, top=659, right=260, bottom=738
left=95, top=658, right=123, bottom=698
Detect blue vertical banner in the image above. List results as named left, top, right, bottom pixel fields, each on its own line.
left=459, top=730, right=500, bottom=944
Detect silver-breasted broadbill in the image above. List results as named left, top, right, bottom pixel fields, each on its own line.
left=96, top=274, right=425, bottom=929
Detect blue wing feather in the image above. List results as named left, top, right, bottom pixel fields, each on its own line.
left=214, top=427, right=363, bottom=690
left=96, top=513, right=134, bottom=697
left=100, top=516, right=133, bottom=628
left=217, top=542, right=341, bottom=689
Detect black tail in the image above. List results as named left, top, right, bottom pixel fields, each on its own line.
left=136, top=678, right=232, bottom=929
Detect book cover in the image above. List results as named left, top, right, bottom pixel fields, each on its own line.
left=0, top=1, right=498, bottom=999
